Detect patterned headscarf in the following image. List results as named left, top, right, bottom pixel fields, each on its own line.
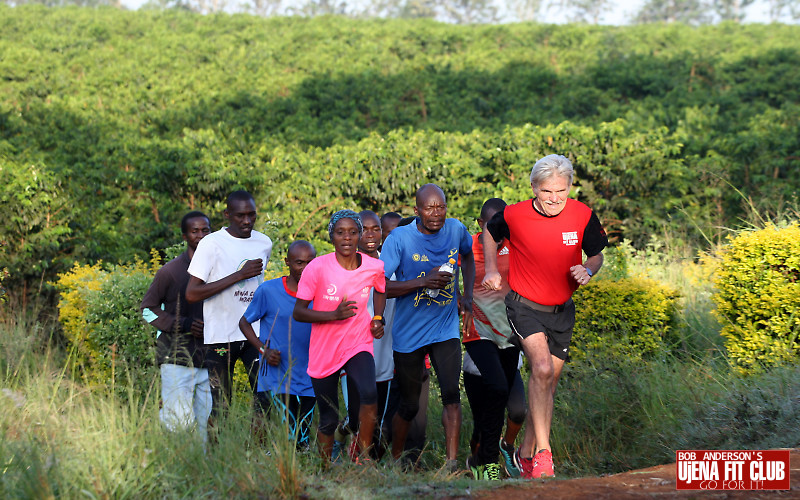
left=327, top=210, right=363, bottom=241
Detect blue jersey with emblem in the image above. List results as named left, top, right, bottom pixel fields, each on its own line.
left=243, top=277, right=314, bottom=397
left=381, top=218, right=473, bottom=353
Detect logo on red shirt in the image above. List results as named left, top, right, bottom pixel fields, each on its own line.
left=562, top=231, right=578, bottom=246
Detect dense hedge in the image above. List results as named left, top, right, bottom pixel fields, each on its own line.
left=3, top=7, right=800, bottom=295
left=712, top=223, right=800, bottom=374
left=571, top=277, right=681, bottom=366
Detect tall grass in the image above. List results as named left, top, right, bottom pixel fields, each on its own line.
left=0, top=305, right=480, bottom=499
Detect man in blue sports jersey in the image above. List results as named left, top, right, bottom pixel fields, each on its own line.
left=381, top=184, right=475, bottom=471
left=239, top=240, right=317, bottom=448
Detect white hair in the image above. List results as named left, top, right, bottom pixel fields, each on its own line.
left=530, top=154, right=574, bottom=187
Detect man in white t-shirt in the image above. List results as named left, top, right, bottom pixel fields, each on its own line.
left=186, top=190, right=273, bottom=418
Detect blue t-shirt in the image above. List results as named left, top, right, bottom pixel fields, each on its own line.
left=243, top=277, right=314, bottom=397
left=381, top=218, right=473, bottom=353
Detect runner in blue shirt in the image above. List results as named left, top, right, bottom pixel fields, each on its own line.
left=380, top=184, right=475, bottom=471
left=239, top=240, right=317, bottom=448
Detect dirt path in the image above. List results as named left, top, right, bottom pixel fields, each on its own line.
left=474, top=449, right=800, bottom=499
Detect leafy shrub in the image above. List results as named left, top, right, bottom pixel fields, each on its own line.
left=83, top=260, right=161, bottom=394
left=56, top=248, right=288, bottom=397
left=571, top=277, right=681, bottom=366
left=712, top=223, right=800, bottom=374
left=55, top=255, right=161, bottom=393
left=54, top=260, right=107, bottom=378
left=0, top=158, right=72, bottom=295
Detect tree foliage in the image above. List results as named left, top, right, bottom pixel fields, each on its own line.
left=634, top=0, right=711, bottom=24
left=440, top=0, right=499, bottom=24
left=1, top=8, right=799, bottom=296
left=712, top=0, right=754, bottom=22
left=550, top=0, right=612, bottom=24
left=766, top=0, right=800, bottom=21
left=510, top=0, right=543, bottom=21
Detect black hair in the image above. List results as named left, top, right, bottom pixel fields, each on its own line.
left=226, top=190, right=255, bottom=208
left=380, top=211, right=402, bottom=225
left=288, top=240, right=316, bottom=256
left=359, top=210, right=381, bottom=225
left=398, top=216, right=417, bottom=227
left=480, top=198, right=507, bottom=221
left=181, top=211, right=210, bottom=234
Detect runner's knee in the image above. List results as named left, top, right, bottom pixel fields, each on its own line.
left=397, top=400, right=419, bottom=421
left=318, top=410, right=338, bottom=436
left=440, top=387, right=461, bottom=407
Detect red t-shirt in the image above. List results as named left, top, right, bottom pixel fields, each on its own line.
left=490, top=198, right=606, bottom=306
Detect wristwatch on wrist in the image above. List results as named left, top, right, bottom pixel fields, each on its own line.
left=585, top=266, right=593, bottom=277
left=372, top=315, right=386, bottom=325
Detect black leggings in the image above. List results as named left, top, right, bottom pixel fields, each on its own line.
left=343, top=377, right=395, bottom=458
left=311, top=351, right=377, bottom=436
left=463, top=340, right=520, bottom=466
left=393, top=338, right=462, bottom=422
left=465, top=369, right=526, bottom=440
left=506, top=369, right=526, bottom=425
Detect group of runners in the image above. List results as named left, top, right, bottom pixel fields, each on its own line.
left=141, top=154, right=608, bottom=480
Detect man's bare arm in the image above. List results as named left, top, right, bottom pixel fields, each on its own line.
left=481, top=231, right=502, bottom=290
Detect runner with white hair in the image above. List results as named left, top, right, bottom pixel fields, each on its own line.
left=482, top=154, right=608, bottom=479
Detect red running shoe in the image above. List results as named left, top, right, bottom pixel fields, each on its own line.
left=514, top=448, right=535, bottom=479
left=530, top=449, right=554, bottom=478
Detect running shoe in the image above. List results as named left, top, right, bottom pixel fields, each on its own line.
left=467, top=455, right=484, bottom=480
left=483, top=462, right=502, bottom=481
left=530, top=449, right=554, bottom=478
left=499, top=439, right=521, bottom=478
left=515, top=448, right=534, bottom=479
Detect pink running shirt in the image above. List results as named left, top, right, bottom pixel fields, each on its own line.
left=296, top=252, right=386, bottom=378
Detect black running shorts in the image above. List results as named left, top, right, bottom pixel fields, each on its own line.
left=504, top=293, right=575, bottom=361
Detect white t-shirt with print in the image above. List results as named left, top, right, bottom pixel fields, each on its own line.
left=187, top=228, right=272, bottom=344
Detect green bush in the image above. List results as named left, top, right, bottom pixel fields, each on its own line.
left=55, top=249, right=288, bottom=397
left=712, top=222, right=800, bottom=374
left=54, top=257, right=159, bottom=395
left=0, top=157, right=72, bottom=295
left=83, top=261, right=160, bottom=395
left=571, top=277, right=681, bottom=366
